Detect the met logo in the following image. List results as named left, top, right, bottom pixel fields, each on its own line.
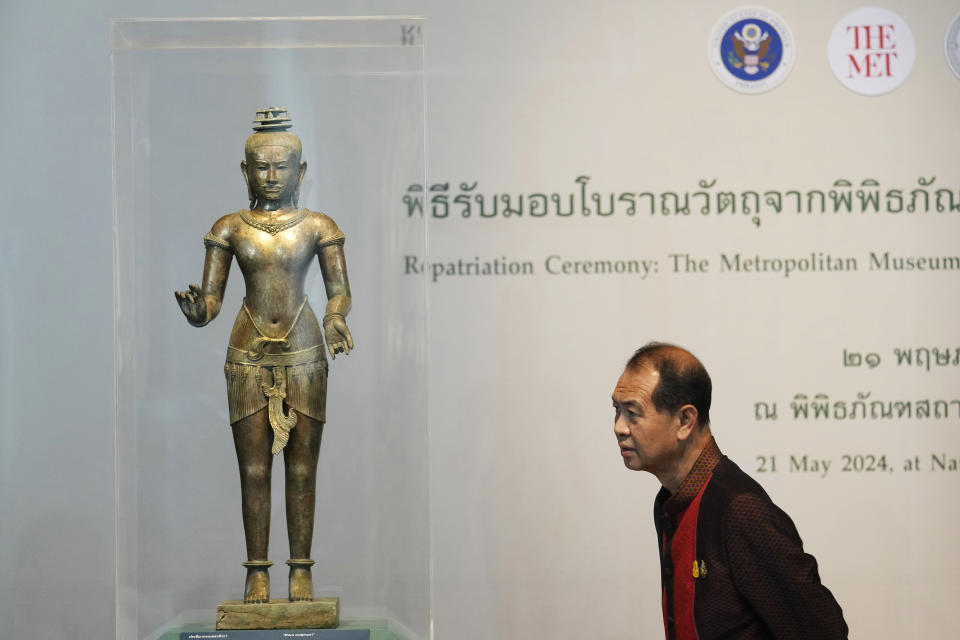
left=846, top=25, right=897, bottom=77
left=829, top=8, right=915, bottom=95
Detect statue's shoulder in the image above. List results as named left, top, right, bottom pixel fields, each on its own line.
left=200, top=212, right=245, bottom=252
left=306, top=210, right=346, bottom=248
left=305, top=209, right=336, bottom=225
left=306, top=210, right=342, bottom=234
left=210, top=211, right=245, bottom=234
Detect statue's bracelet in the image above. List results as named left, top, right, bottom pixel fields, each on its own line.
left=323, top=312, right=344, bottom=325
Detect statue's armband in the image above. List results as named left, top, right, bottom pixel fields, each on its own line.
left=203, top=232, right=232, bottom=252
left=316, top=230, right=345, bottom=251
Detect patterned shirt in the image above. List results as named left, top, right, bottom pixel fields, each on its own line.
left=654, top=438, right=848, bottom=639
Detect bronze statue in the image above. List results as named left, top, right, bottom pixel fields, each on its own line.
left=175, top=107, right=354, bottom=604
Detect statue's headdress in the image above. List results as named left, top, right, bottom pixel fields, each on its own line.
left=252, top=106, right=293, bottom=132
left=246, top=108, right=300, bottom=151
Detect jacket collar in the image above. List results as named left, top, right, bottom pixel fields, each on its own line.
left=656, top=436, right=723, bottom=517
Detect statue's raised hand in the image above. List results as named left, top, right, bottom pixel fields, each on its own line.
left=175, top=284, right=208, bottom=327
left=323, top=315, right=354, bottom=359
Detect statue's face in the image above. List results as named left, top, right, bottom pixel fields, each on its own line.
left=245, top=145, right=301, bottom=204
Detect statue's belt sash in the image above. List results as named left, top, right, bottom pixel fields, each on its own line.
left=226, top=344, right=324, bottom=367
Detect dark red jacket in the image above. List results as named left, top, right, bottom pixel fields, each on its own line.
left=654, top=441, right=848, bottom=639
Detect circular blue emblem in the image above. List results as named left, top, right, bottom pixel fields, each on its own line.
left=708, top=7, right=795, bottom=94
left=719, top=19, right=783, bottom=81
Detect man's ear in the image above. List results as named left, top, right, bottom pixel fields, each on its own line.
left=676, top=405, right=699, bottom=441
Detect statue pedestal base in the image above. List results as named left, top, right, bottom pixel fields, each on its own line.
left=217, top=598, right=340, bottom=630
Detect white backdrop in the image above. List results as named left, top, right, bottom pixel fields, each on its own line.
left=420, top=2, right=960, bottom=638
left=1, top=1, right=958, bottom=639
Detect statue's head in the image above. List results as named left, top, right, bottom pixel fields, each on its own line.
left=241, top=107, right=307, bottom=209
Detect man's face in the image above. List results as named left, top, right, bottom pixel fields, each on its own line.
left=245, top=145, right=300, bottom=204
left=612, top=366, right=682, bottom=474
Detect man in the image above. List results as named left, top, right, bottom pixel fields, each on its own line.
left=612, top=342, right=847, bottom=639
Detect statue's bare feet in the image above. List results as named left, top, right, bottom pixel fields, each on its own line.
left=288, top=566, right=314, bottom=601
left=244, top=567, right=270, bottom=604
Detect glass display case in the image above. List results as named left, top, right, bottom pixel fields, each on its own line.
left=112, top=17, right=428, bottom=640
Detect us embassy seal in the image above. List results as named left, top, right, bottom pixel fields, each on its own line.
left=946, top=12, right=960, bottom=80
left=708, top=7, right=795, bottom=94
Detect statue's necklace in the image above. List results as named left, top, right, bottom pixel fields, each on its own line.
left=240, top=208, right=308, bottom=235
